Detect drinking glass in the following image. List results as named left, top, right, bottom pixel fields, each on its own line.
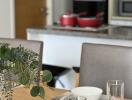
left=107, top=80, right=124, bottom=100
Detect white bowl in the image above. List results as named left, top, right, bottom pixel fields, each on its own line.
left=71, top=86, right=103, bottom=100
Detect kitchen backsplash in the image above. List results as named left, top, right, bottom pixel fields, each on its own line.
left=52, top=0, right=73, bottom=24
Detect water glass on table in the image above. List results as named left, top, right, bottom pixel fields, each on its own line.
left=107, top=80, right=124, bottom=100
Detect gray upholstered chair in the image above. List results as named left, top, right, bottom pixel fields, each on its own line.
left=80, top=43, right=132, bottom=99
left=0, top=38, right=43, bottom=68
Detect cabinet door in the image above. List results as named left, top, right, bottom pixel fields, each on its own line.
left=15, top=0, right=47, bottom=39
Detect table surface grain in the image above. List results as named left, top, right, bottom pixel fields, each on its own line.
left=12, top=85, right=67, bottom=100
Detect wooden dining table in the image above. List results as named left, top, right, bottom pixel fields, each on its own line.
left=12, top=85, right=132, bottom=100
left=12, top=85, right=68, bottom=100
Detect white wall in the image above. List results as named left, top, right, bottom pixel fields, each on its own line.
left=0, top=0, right=15, bottom=38
left=46, top=0, right=73, bottom=25
left=52, top=0, right=73, bottom=24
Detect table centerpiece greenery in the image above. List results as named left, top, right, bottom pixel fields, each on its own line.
left=0, top=43, right=52, bottom=100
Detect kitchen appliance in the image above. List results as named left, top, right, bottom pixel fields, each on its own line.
left=73, top=0, right=108, bottom=24
left=119, top=0, right=132, bottom=16
left=109, top=0, right=132, bottom=26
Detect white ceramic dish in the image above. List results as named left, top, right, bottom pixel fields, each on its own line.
left=71, top=86, right=103, bottom=100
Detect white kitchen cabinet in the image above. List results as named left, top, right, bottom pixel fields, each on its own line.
left=0, top=0, right=15, bottom=38
left=27, top=29, right=132, bottom=68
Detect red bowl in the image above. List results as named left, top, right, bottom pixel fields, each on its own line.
left=77, top=17, right=102, bottom=27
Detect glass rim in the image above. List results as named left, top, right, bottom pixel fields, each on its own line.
left=107, top=80, right=124, bottom=85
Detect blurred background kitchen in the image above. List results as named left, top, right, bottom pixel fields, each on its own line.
left=1, top=0, right=132, bottom=90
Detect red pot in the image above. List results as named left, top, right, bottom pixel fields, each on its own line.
left=59, top=12, right=77, bottom=27
left=77, top=17, right=103, bottom=27
left=77, top=12, right=104, bottom=27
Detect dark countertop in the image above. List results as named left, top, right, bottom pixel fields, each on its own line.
left=27, top=26, right=132, bottom=41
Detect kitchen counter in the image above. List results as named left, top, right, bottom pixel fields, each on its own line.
left=27, top=26, right=132, bottom=41
left=27, top=26, right=132, bottom=68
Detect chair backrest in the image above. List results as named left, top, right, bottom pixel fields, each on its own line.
left=0, top=38, right=43, bottom=68
left=80, top=43, right=132, bottom=98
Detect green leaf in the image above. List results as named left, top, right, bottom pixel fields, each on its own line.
left=39, top=86, right=45, bottom=98
left=42, top=70, right=52, bottom=83
left=30, top=86, right=40, bottom=97
left=18, top=70, right=30, bottom=85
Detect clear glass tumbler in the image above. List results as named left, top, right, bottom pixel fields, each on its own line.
left=107, top=80, right=124, bottom=100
